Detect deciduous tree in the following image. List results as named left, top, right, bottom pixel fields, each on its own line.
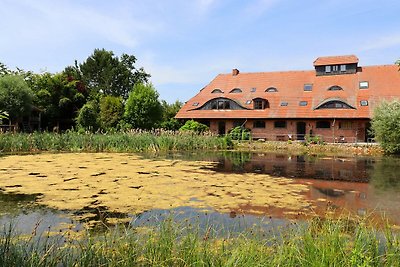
left=124, top=83, right=162, bottom=129
left=79, top=49, right=150, bottom=100
left=0, top=75, right=33, bottom=125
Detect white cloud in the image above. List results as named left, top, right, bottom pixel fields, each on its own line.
left=360, top=34, right=400, bottom=51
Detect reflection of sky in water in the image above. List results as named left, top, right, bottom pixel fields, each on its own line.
left=1, top=152, right=400, bottom=232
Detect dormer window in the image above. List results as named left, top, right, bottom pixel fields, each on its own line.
left=253, top=98, right=269, bottom=109
left=251, top=87, right=256, bottom=92
left=265, top=87, right=278, bottom=92
left=299, top=101, right=308, bottom=106
left=359, top=81, right=369, bottom=89
left=230, top=88, right=242, bottom=93
left=245, top=100, right=252, bottom=105
left=316, top=100, right=354, bottom=109
left=314, top=55, right=358, bottom=76
left=325, top=66, right=331, bottom=73
left=328, top=85, right=343, bottom=91
left=211, top=89, right=223, bottom=94
left=192, top=102, right=199, bottom=106
left=304, top=84, right=313, bottom=91
left=360, top=100, right=368, bottom=106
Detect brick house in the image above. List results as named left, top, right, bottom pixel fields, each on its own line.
left=175, top=55, right=400, bottom=142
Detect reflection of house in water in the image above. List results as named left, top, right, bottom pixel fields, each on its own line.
left=217, top=153, right=400, bottom=224
left=217, top=153, right=371, bottom=182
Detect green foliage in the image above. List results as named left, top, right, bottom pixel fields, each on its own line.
left=30, top=72, right=87, bottom=130
left=229, top=126, right=251, bottom=140
left=179, top=120, right=209, bottom=133
left=160, top=100, right=184, bottom=130
left=79, top=48, right=150, bottom=100
left=371, top=100, right=400, bottom=154
left=0, top=216, right=399, bottom=266
left=99, top=96, right=124, bottom=130
left=0, top=111, right=8, bottom=124
left=76, top=101, right=99, bottom=131
left=0, top=131, right=228, bottom=152
left=124, top=83, right=162, bottom=129
left=0, top=75, right=33, bottom=124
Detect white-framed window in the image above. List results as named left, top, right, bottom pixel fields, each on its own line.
left=325, top=65, right=331, bottom=73
left=340, top=64, right=346, bottom=72
left=359, top=81, right=369, bottom=89
left=360, top=100, right=368, bottom=106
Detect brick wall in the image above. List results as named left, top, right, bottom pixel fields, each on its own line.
left=208, top=119, right=369, bottom=142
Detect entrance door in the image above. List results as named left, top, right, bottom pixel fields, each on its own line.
left=296, top=122, right=306, bottom=140
left=218, top=121, right=226, bottom=135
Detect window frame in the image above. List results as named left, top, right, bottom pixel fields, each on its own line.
left=359, top=81, right=369, bottom=89
left=265, top=87, right=278, bottom=92
left=299, top=101, right=308, bottom=106
left=325, top=65, right=331, bottom=73
left=360, top=100, right=368, bottom=106
left=339, top=121, right=353, bottom=130
left=253, top=120, right=266, bottom=128
left=230, top=88, right=242, bottom=93
left=316, top=121, right=331, bottom=129
left=211, top=88, right=223, bottom=94
left=274, top=120, right=287, bottom=128
left=304, top=84, right=313, bottom=91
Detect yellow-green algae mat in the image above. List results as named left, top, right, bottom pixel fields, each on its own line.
left=0, top=153, right=310, bottom=221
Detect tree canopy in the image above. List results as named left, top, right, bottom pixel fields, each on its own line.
left=124, top=83, right=162, bottom=129
left=78, top=49, right=150, bottom=100
left=371, top=100, right=400, bottom=154
left=0, top=75, right=33, bottom=124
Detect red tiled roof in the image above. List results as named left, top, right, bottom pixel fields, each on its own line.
left=176, top=61, right=400, bottom=120
left=313, top=55, right=359, bottom=66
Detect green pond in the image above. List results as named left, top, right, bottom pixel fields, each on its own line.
left=0, top=151, right=399, bottom=235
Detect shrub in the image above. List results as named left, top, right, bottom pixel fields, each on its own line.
left=179, top=120, right=209, bottom=133
left=124, top=83, right=162, bottom=129
left=76, top=101, right=99, bottom=131
left=371, top=100, right=400, bottom=154
left=99, top=95, right=124, bottom=130
left=229, top=126, right=251, bottom=140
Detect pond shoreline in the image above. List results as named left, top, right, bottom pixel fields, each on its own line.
left=235, top=140, right=384, bottom=157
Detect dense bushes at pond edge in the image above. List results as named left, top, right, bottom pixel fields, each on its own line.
left=1, top=216, right=399, bottom=266
left=371, top=100, right=400, bottom=154
left=0, top=131, right=232, bottom=153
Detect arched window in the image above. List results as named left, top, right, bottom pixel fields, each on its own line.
left=195, top=97, right=248, bottom=110
left=253, top=98, right=269, bottom=109
left=211, top=88, right=223, bottom=94
left=315, top=100, right=354, bottom=109
left=230, top=88, right=242, bottom=93
left=328, top=85, right=343, bottom=91
left=265, top=87, right=278, bottom=92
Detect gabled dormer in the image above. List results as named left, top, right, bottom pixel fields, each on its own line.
left=313, top=55, right=358, bottom=76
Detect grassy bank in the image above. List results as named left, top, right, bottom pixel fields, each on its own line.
left=1, top=216, right=399, bottom=266
left=237, top=140, right=384, bottom=156
left=0, top=130, right=231, bottom=153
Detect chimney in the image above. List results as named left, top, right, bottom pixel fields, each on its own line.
left=232, top=68, right=239, bottom=76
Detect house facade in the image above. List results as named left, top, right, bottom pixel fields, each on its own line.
left=176, top=55, right=400, bottom=142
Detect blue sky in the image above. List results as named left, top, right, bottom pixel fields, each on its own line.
left=1, top=0, right=399, bottom=103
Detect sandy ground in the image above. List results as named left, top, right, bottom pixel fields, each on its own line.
left=0, top=153, right=310, bottom=222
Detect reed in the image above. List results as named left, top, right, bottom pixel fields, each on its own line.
left=0, top=216, right=399, bottom=266
left=0, top=130, right=231, bottom=153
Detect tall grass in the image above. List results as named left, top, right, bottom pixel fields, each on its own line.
left=0, top=130, right=231, bottom=153
left=1, top=216, right=399, bottom=266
